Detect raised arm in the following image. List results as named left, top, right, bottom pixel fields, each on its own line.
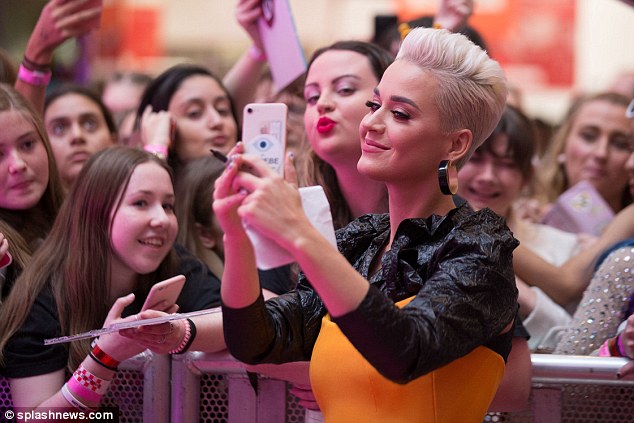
left=515, top=204, right=634, bottom=305
left=16, top=0, right=101, bottom=113
left=223, top=153, right=369, bottom=315
left=222, top=0, right=268, bottom=122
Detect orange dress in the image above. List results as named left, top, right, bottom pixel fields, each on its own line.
left=309, top=298, right=505, bottom=423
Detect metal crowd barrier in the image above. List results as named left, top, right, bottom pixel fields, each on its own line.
left=171, top=351, right=307, bottom=423
left=3, top=353, right=634, bottom=422
left=486, top=354, right=634, bottom=423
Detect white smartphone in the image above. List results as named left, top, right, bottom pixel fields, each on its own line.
left=242, top=103, right=287, bottom=176
left=141, top=274, right=186, bottom=311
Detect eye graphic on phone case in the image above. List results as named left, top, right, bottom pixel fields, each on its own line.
left=243, top=103, right=287, bottom=176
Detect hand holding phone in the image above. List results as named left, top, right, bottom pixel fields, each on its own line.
left=141, top=275, right=186, bottom=312
left=242, top=103, right=287, bottom=176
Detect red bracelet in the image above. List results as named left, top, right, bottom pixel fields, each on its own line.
left=608, top=336, right=623, bottom=357
left=91, top=344, right=121, bottom=370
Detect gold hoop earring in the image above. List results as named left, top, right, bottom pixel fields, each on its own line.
left=438, top=160, right=458, bottom=195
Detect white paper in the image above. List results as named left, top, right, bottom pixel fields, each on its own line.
left=245, top=186, right=336, bottom=270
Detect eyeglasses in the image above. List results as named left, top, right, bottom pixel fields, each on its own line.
left=627, top=98, right=634, bottom=119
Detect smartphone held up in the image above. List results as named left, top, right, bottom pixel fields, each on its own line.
left=242, top=103, right=287, bottom=176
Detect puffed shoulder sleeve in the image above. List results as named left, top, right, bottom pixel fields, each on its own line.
left=333, top=208, right=519, bottom=383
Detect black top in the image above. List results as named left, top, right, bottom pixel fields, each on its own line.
left=0, top=244, right=221, bottom=379
left=258, top=265, right=296, bottom=295
left=222, top=204, right=519, bottom=383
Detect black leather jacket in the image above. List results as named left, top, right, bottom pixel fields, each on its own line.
left=222, top=204, right=519, bottom=383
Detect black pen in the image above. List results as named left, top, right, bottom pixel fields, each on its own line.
left=210, top=148, right=228, bottom=164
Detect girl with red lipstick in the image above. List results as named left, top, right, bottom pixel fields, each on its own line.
left=301, top=41, right=393, bottom=229
left=215, top=27, right=517, bottom=422
left=0, top=146, right=221, bottom=413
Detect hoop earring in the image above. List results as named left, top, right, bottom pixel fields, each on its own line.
left=438, top=160, right=458, bottom=195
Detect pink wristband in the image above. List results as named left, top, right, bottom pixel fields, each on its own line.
left=68, top=375, right=103, bottom=403
left=248, top=45, right=267, bottom=62
left=598, top=339, right=611, bottom=357
left=144, top=143, right=168, bottom=159
left=18, top=64, right=52, bottom=86
left=617, top=334, right=629, bottom=358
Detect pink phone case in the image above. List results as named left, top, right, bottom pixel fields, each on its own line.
left=541, top=180, right=615, bottom=236
left=242, top=103, right=287, bottom=176
left=257, top=0, right=306, bottom=92
left=141, top=274, right=186, bottom=311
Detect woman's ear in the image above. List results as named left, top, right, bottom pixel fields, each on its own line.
left=448, top=129, right=473, bottom=162
left=195, top=223, right=217, bottom=250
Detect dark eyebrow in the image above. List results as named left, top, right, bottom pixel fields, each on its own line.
left=18, top=130, right=39, bottom=140
left=130, top=189, right=174, bottom=197
left=373, top=87, right=421, bottom=111
left=305, top=74, right=361, bottom=90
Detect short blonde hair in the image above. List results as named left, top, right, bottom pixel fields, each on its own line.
left=396, top=27, right=508, bottom=168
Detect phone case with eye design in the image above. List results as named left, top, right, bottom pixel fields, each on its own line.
left=242, top=103, right=287, bottom=176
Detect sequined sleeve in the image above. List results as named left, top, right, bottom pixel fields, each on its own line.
left=554, top=244, right=634, bottom=355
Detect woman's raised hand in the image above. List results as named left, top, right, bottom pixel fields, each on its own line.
left=434, top=0, right=473, bottom=32
left=232, top=152, right=309, bottom=250
left=140, top=105, right=174, bottom=151
left=27, top=0, right=102, bottom=63
left=235, top=0, right=265, bottom=51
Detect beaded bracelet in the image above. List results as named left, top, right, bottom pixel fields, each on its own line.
left=90, top=344, right=120, bottom=370
left=17, top=64, right=52, bottom=86
left=172, top=318, right=197, bottom=354
left=169, top=318, right=191, bottom=354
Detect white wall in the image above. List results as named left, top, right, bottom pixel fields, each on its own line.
left=146, top=0, right=634, bottom=121
left=576, top=0, right=634, bottom=92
